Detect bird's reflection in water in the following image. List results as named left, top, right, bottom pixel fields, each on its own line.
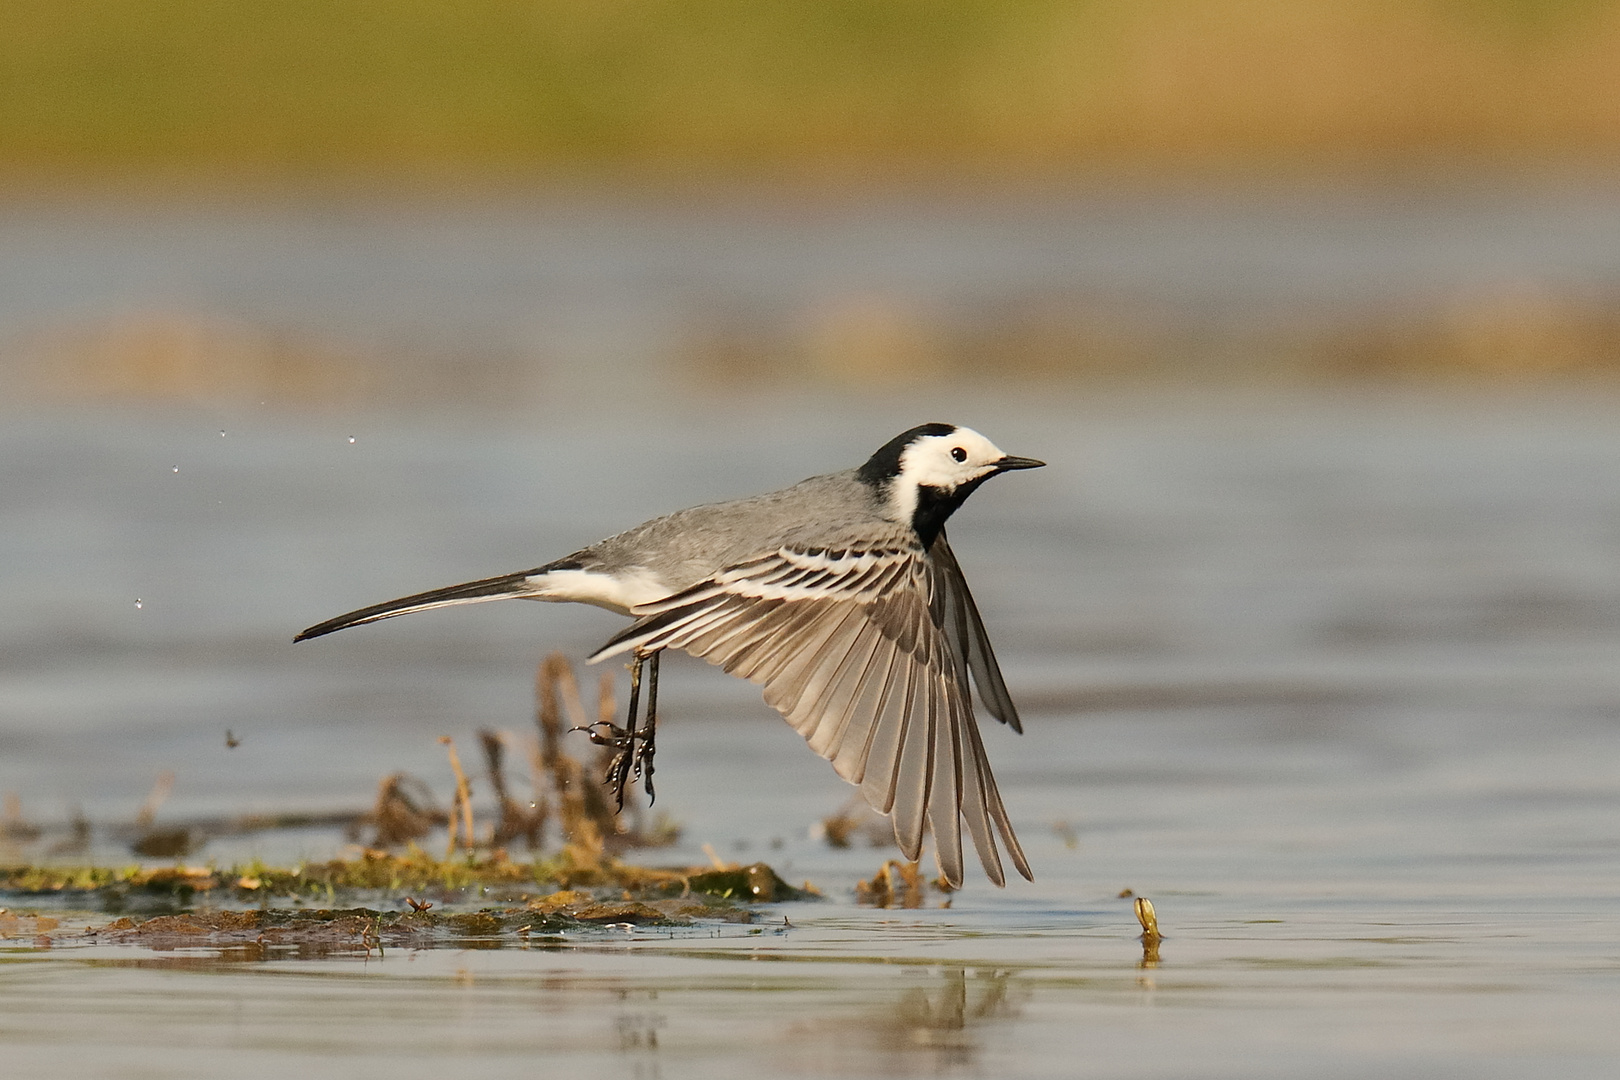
left=581, top=965, right=1024, bottom=1078
left=609, top=987, right=665, bottom=1080
left=790, top=967, right=1025, bottom=1073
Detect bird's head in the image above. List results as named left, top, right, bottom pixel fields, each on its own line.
left=858, top=423, right=1044, bottom=545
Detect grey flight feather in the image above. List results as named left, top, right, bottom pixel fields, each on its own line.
left=931, top=532, right=1023, bottom=734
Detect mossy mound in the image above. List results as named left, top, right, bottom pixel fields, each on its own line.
left=76, top=893, right=755, bottom=950
left=0, top=850, right=816, bottom=914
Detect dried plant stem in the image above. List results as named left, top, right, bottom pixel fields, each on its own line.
left=536, top=653, right=603, bottom=857
left=438, top=737, right=474, bottom=857
left=855, top=859, right=926, bottom=908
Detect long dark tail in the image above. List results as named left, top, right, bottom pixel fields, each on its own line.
left=294, top=567, right=555, bottom=641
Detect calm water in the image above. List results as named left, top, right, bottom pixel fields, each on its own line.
left=2, top=390, right=1619, bottom=1075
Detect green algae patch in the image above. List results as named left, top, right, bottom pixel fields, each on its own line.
left=0, top=864, right=145, bottom=893
left=686, top=863, right=807, bottom=902
left=0, top=864, right=225, bottom=910
left=524, top=889, right=756, bottom=927
left=67, top=899, right=751, bottom=951
left=0, top=851, right=814, bottom=918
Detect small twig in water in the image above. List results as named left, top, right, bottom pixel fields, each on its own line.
left=1135, top=896, right=1163, bottom=967
left=701, top=843, right=730, bottom=871
left=854, top=859, right=926, bottom=908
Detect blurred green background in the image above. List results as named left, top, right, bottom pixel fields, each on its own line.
left=5, top=0, right=1620, bottom=182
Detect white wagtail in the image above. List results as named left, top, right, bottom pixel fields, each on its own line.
left=297, top=423, right=1043, bottom=886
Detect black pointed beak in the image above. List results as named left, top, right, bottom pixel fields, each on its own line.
left=994, top=455, right=1046, bottom=472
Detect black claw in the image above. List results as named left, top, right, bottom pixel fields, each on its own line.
left=634, top=728, right=656, bottom=805
left=570, top=721, right=623, bottom=746
left=569, top=651, right=662, bottom=812
left=570, top=719, right=638, bottom=809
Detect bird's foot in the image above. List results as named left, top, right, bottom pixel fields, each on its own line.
left=634, top=722, right=656, bottom=805
left=571, top=720, right=651, bottom=811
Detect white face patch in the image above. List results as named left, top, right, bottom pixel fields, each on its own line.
left=884, top=426, right=1009, bottom=523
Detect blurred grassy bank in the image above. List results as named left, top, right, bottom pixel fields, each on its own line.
left=10, top=281, right=1619, bottom=410
left=3, top=0, right=1619, bottom=185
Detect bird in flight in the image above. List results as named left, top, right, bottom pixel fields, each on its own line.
left=297, top=423, right=1043, bottom=886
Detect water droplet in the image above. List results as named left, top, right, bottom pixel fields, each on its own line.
left=219, top=430, right=226, bottom=437
left=348, top=436, right=356, bottom=444
left=172, top=466, right=180, bottom=473
left=134, top=598, right=143, bottom=609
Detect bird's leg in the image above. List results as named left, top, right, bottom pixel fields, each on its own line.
left=609, top=653, right=644, bottom=811
left=633, top=651, right=660, bottom=804
left=572, top=652, right=642, bottom=812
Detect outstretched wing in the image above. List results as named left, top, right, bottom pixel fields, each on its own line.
left=590, top=537, right=1031, bottom=887
left=931, top=530, right=1023, bottom=733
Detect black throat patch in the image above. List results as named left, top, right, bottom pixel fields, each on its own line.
left=911, top=474, right=992, bottom=548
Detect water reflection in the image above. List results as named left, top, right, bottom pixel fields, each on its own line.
left=882, top=969, right=1020, bottom=1064
left=11, top=933, right=1031, bottom=1076
left=784, top=967, right=1025, bottom=1074
left=610, top=988, right=664, bottom=1080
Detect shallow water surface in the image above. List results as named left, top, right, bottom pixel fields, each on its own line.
left=2, top=392, right=1620, bottom=1076
left=3, top=892, right=1617, bottom=1078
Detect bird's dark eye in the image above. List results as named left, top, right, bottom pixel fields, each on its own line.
left=950, top=446, right=967, bottom=463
